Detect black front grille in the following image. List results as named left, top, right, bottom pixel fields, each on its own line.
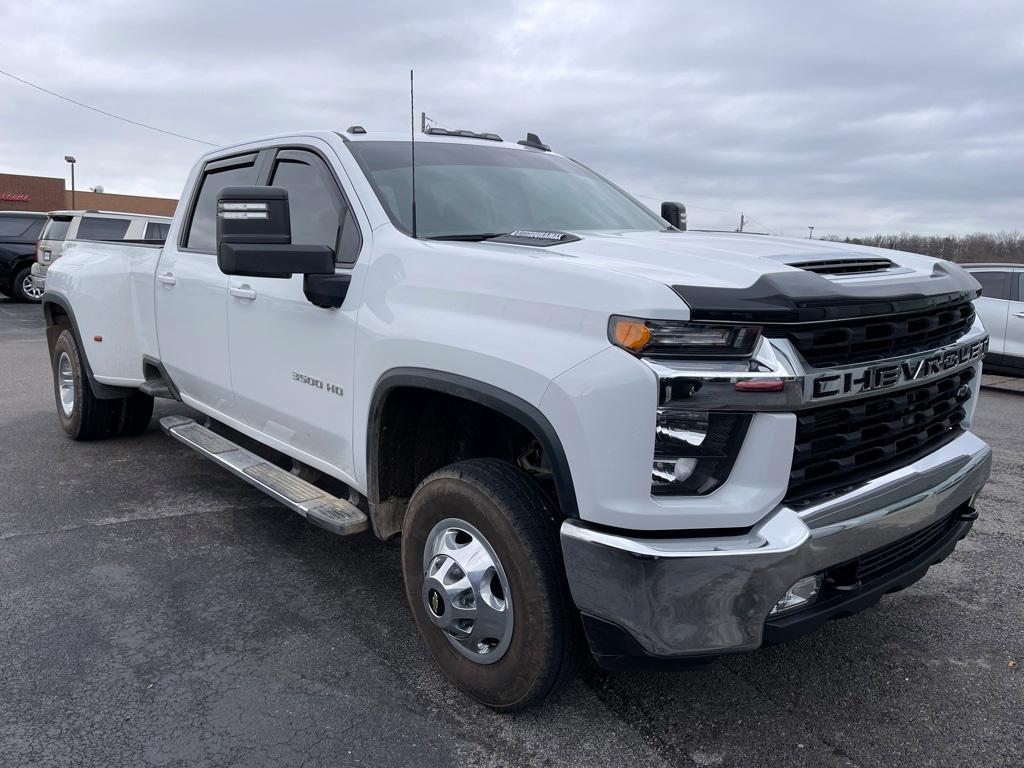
left=787, top=368, right=974, bottom=503
left=767, top=299, right=975, bottom=367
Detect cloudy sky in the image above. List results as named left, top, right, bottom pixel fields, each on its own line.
left=1, top=0, right=1021, bottom=237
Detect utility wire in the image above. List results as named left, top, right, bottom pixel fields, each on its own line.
left=0, top=67, right=217, bottom=146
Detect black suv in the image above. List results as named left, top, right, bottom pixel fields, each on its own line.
left=0, top=212, right=46, bottom=302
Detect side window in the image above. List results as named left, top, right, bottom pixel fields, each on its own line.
left=269, top=150, right=361, bottom=263
left=0, top=215, right=35, bottom=239
left=144, top=221, right=170, bottom=242
left=185, top=155, right=259, bottom=251
left=1018, top=273, right=1024, bottom=303
left=77, top=217, right=131, bottom=241
left=974, top=271, right=1010, bottom=301
left=0, top=215, right=45, bottom=240
left=24, top=217, right=45, bottom=241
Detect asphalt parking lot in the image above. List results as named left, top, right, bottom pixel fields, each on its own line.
left=1, top=298, right=1021, bottom=768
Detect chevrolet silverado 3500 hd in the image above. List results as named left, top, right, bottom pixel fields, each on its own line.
left=42, top=128, right=991, bottom=710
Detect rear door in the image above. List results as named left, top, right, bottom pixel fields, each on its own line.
left=971, top=269, right=1011, bottom=356
left=154, top=152, right=262, bottom=418
left=226, top=143, right=365, bottom=481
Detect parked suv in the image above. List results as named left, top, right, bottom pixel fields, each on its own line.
left=964, top=264, right=1024, bottom=375
left=0, top=211, right=47, bottom=302
left=30, top=210, right=172, bottom=297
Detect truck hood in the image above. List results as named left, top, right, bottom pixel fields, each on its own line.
left=540, top=230, right=936, bottom=287
left=536, top=230, right=981, bottom=321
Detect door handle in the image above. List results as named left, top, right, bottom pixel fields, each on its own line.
left=230, top=284, right=257, bottom=301
left=157, top=272, right=176, bottom=286
left=1014, top=311, right=1024, bottom=319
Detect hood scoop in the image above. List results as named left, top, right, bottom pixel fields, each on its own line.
left=789, top=257, right=897, bottom=276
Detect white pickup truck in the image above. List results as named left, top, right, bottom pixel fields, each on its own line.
left=42, top=128, right=992, bottom=710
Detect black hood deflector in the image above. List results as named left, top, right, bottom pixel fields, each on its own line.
left=673, top=263, right=981, bottom=324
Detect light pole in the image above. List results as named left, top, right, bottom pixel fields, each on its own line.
left=807, top=226, right=814, bottom=240
left=64, top=155, right=76, bottom=209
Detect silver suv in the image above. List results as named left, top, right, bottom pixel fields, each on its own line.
left=31, top=210, right=172, bottom=294
left=965, top=263, right=1024, bottom=375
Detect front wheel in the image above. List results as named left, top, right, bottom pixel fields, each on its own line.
left=401, top=458, right=578, bottom=711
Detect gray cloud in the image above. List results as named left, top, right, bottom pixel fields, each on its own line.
left=1, top=0, right=1021, bottom=236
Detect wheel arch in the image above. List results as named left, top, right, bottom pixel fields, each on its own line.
left=42, top=293, right=131, bottom=400
left=366, top=368, right=580, bottom=539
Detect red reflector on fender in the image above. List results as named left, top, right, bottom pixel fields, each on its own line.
left=735, top=378, right=785, bottom=392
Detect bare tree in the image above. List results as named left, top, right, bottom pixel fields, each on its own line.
left=822, top=231, right=1024, bottom=264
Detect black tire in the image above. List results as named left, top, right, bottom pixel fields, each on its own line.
left=12, top=264, right=41, bottom=303
left=119, top=391, right=154, bottom=436
left=52, top=329, right=124, bottom=440
left=401, top=458, right=578, bottom=711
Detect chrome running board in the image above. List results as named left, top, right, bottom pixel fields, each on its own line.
left=159, top=415, right=368, bottom=536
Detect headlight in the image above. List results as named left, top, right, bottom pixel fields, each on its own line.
left=609, top=316, right=761, bottom=360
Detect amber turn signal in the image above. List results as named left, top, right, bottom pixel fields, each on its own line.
left=610, top=317, right=651, bottom=352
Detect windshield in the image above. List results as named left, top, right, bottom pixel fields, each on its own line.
left=346, top=141, right=664, bottom=238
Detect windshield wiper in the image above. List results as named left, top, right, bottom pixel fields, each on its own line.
left=424, top=233, right=509, bottom=242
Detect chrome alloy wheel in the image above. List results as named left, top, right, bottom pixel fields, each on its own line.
left=57, top=351, right=75, bottom=417
left=421, top=518, right=514, bottom=664
left=22, top=273, right=43, bottom=300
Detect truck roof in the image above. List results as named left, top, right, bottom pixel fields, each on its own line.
left=337, top=129, right=558, bottom=153
left=200, top=129, right=562, bottom=162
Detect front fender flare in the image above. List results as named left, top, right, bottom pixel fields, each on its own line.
left=366, top=368, right=580, bottom=523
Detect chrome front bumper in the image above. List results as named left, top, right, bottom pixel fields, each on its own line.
left=561, top=430, right=992, bottom=664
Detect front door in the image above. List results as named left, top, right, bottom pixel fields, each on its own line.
left=155, top=152, right=262, bottom=419
left=226, top=144, right=364, bottom=483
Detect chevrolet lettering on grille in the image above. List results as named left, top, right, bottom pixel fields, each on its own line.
left=809, top=338, right=988, bottom=400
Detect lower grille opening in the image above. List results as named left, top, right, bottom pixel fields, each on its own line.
left=787, top=368, right=974, bottom=504
left=825, top=508, right=967, bottom=589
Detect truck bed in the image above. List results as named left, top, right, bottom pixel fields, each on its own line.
left=43, top=239, right=164, bottom=387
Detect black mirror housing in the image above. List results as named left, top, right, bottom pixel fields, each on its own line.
left=217, top=186, right=292, bottom=245
left=216, top=186, right=335, bottom=278
left=219, top=242, right=335, bottom=279
left=661, top=201, right=687, bottom=231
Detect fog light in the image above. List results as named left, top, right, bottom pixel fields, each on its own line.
left=652, top=457, right=699, bottom=485
left=770, top=574, right=823, bottom=615
left=651, top=410, right=751, bottom=496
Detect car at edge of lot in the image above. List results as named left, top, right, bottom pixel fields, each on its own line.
left=30, top=210, right=172, bottom=298
left=964, top=263, right=1024, bottom=376
left=0, top=211, right=47, bottom=302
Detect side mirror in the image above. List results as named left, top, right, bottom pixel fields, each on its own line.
left=216, top=186, right=335, bottom=278
left=661, top=201, right=687, bottom=231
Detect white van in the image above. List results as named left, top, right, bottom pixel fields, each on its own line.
left=30, top=210, right=172, bottom=298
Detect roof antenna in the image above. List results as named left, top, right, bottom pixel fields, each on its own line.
left=409, top=69, right=418, bottom=239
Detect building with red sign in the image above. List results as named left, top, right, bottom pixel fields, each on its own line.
left=0, top=173, right=177, bottom=217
